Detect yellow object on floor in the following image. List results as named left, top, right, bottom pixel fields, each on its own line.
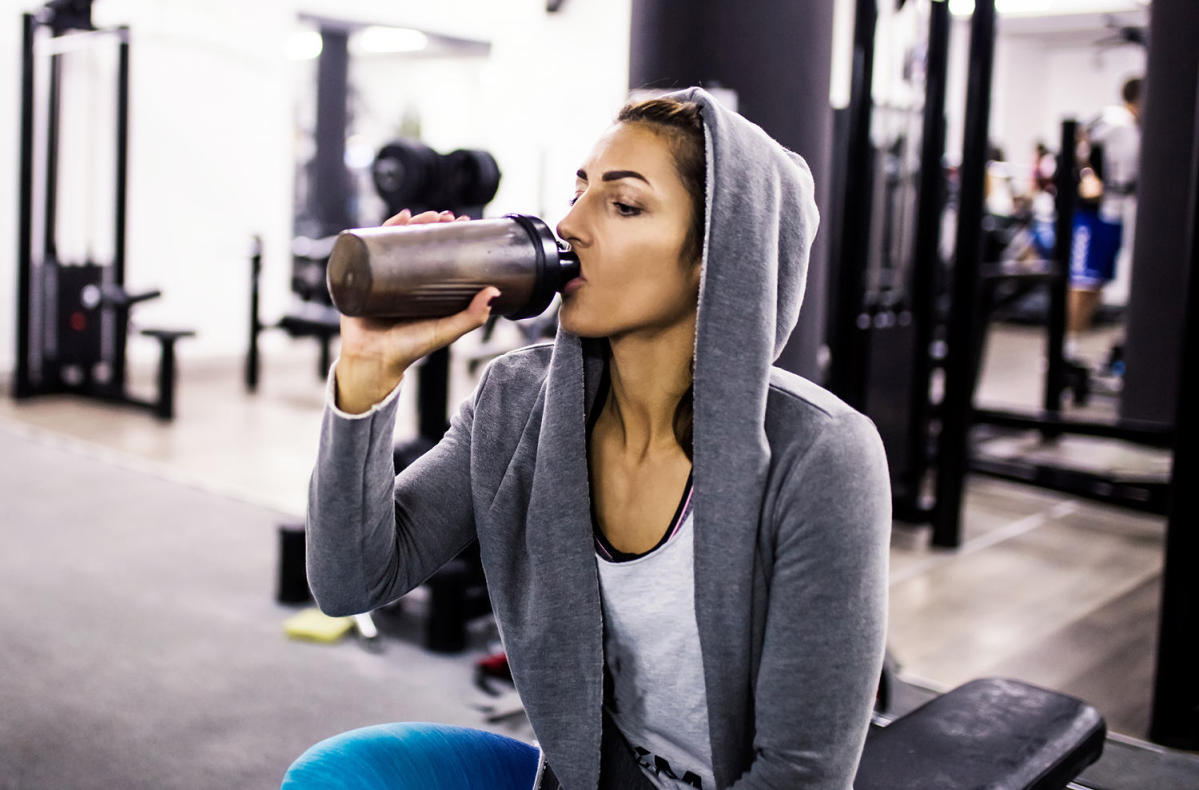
left=284, top=608, right=354, bottom=643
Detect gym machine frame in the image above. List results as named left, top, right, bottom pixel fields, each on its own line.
left=919, top=0, right=1196, bottom=752
left=828, top=0, right=1175, bottom=544
left=931, top=8, right=1174, bottom=548
left=826, top=0, right=950, bottom=525
left=14, top=3, right=193, bottom=419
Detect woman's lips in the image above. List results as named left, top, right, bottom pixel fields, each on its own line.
left=563, top=277, right=584, bottom=296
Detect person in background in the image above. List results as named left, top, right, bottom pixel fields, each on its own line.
left=1029, top=141, right=1058, bottom=261
left=1067, top=76, right=1142, bottom=363
left=1031, top=141, right=1056, bottom=196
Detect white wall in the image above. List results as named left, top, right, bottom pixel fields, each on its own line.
left=944, top=15, right=1145, bottom=180
left=1, top=2, right=24, bottom=380
left=0, top=0, right=631, bottom=375
left=978, top=17, right=1145, bottom=304
left=992, top=29, right=1145, bottom=193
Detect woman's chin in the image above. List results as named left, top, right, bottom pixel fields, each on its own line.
left=558, top=304, right=610, bottom=339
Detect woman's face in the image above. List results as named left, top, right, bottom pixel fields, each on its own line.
left=556, top=122, right=700, bottom=339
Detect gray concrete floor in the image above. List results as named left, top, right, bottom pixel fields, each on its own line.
left=0, top=321, right=1177, bottom=745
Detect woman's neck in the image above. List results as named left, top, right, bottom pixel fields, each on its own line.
left=601, top=316, right=695, bottom=460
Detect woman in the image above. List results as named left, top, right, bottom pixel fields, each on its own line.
left=287, top=87, right=890, bottom=790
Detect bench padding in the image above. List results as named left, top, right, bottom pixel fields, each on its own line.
left=855, top=677, right=1106, bottom=790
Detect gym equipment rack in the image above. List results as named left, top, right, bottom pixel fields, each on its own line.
left=14, top=1, right=193, bottom=419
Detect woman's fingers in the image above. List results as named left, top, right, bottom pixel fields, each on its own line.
left=381, top=209, right=470, bottom=227
left=427, top=287, right=500, bottom=347
left=383, top=208, right=412, bottom=226
left=409, top=210, right=443, bottom=225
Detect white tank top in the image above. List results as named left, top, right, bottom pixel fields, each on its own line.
left=595, top=487, right=715, bottom=790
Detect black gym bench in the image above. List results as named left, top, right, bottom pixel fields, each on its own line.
left=856, top=677, right=1105, bottom=789
left=99, top=285, right=195, bottom=420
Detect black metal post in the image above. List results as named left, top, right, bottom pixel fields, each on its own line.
left=418, top=348, right=450, bottom=442
left=319, top=334, right=332, bottom=380
left=932, top=0, right=996, bottom=548
left=1043, top=119, right=1076, bottom=422
left=155, top=338, right=176, bottom=420
left=114, top=29, right=129, bottom=285
left=43, top=51, right=61, bottom=261
left=628, top=0, right=836, bottom=380
left=313, top=28, right=350, bottom=237
left=246, top=238, right=262, bottom=391
left=110, top=28, right=131, bottom=396
left=901, top=0, right=950, bottom=517
left=1122, top=0, right=1199, bottom=426
left=1149, top=75, right=1199, bottom=751
left=15, top=14, right=37, bottom=398
left=828, top=0, right=878, bottom=411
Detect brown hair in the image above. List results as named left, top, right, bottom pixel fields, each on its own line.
left=616, top=98, right=706, bottom=264
left=614, top=96, right=706, bottom=461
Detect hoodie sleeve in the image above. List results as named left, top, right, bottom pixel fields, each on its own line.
left=304, top=361, right=482, bottom=617
left=730, top=410, right=891, bottom=790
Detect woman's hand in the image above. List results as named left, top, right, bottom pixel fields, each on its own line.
left=335, top=209, right=499, bottom=414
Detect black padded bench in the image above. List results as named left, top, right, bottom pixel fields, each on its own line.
left=856, top=677, right=1106, bottom=790
left=97, top=284, right=195, bottom=420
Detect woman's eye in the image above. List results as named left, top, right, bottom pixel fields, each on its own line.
left=613, top=202, right=641, bottom=217
left=568, top=194, right=581, bottom=207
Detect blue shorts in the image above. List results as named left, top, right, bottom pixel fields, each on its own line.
left=1069, top=208, right=1123, bottom=288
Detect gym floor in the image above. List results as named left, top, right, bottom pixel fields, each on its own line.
left=1, top=321, right=1195, bottom=788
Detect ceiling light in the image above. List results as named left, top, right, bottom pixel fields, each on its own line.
left=949, top=0, right=1142, bottom=16
left=287, top=30, right=323, bottom=61
left=352, top=27, right=429, bottom=55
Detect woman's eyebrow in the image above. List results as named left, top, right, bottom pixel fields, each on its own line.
left=575, top=168, right=651, bottom=185
left=602, top=169, right=649, bottom=184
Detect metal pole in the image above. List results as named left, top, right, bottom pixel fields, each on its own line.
left=828, top=0, right=878, bottom=410
left=1149, top=74, right=1199, bottom=751
left=111, top=28, right=131, bottom=396
left=246, top=237, right=261, bottom=392
left=15, top=14, right=37, bottom=398
left=1043, top=119, right=1076, bottom=423
left=628, top=0, right=837, bottom=381
left=43, top=52, right=61, bottom=261
left=902, top=0, right=950, bottom=517
left=114, top=29, right=129, bottom=284
left=932, top=0, right=996, bottom=548
left=418, top=348, right=450, bottom=442
left=156, top=339, right=176, bottom=420
left=314, top=28, right=350, bottom=236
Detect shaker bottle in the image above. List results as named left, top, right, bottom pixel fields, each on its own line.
left=326, top=214, right=579, bottom=320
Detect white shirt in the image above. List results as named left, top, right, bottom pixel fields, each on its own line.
left=596, top=498, right=715, bottom=790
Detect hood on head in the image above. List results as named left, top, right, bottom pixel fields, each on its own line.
left=671, top=86, right=819, bottom=365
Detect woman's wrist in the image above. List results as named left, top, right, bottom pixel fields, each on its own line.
left=334, top=354, right=407, bottom=414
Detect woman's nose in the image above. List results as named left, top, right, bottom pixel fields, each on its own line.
left=556, top=198, right=586, bottom=246
left=556, top=214, right=577, bottom=247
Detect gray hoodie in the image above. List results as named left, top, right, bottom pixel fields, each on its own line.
left=306, top=87, right=891, bottom=789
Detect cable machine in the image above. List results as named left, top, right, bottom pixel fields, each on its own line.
left=14, top=0, right=192, bottom=419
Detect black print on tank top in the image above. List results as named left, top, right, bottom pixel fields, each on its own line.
left=633, top=746, right=703, bottom=789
